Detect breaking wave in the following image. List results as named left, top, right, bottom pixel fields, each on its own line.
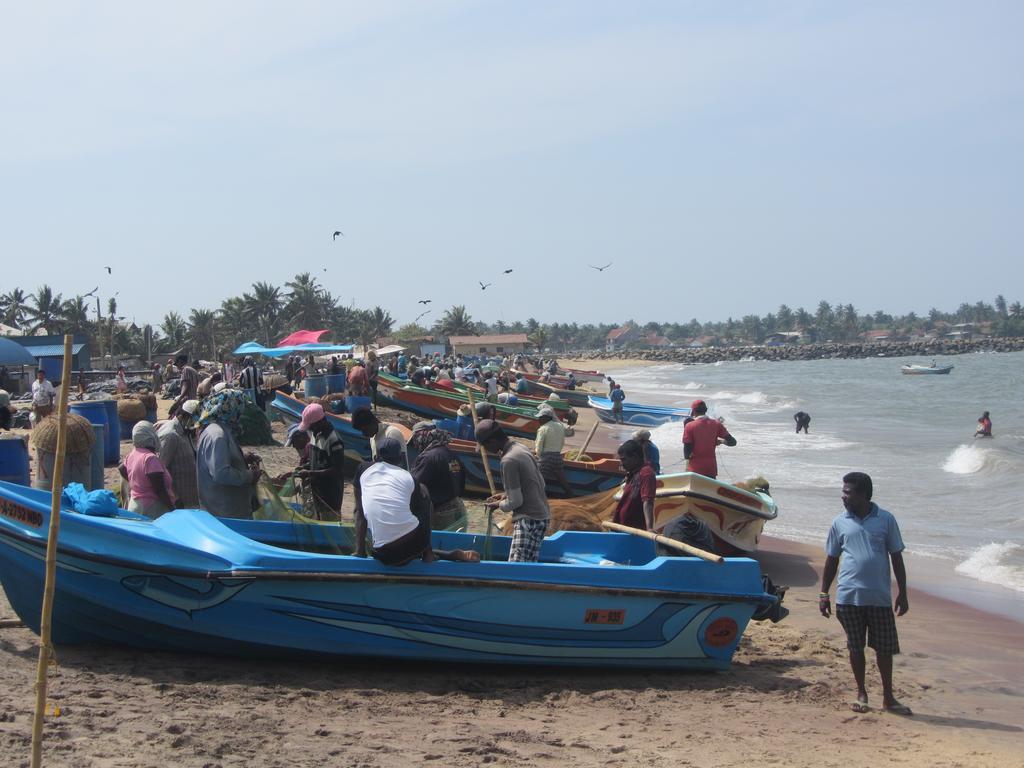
left=955, top=542, right=1024, bottom=593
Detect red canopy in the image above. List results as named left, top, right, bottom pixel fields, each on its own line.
left=276, top=329, right=329, bottom=347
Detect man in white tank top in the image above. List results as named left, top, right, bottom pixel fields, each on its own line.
left=354, top=438, right=479, bottom=566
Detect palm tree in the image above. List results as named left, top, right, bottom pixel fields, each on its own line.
left=188, top=309, right=217, bottom=360
left=1009, top=301, right=1023, bottom=318
left=367, top=306, right=394, bottom=339
left=217, top=297, right=249, bottom=350
left=26, top=285, right=64, bottom=334
left=438, top=305, right=475, bottom=336
left=283, top=273, right=328, bottom=331
left=61, top=296, right=93, bottom=336
left=243, top=281, right=283, bottom=345
left=994, top=295, right=1008, bottom=317
left=776, top=304, right=794, bottom=331
left=529, top=327, right=548, bottom=352
left=160, top=312, right=188, bottom=352
left=0, top=288, right=30, bottom=328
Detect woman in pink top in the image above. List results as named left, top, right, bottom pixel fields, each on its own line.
left=119, top=421, right=176, bottom=518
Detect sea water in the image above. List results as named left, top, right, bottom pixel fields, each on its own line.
left=607, top=351, right=1024, bottom=621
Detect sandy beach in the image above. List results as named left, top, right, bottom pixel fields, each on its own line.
left=1, top=387, right=1022, bottom=766
left=1, top=532, right=1020, bottom=767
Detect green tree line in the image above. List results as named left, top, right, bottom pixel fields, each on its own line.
left=2, top=283, right=1022, bottom=360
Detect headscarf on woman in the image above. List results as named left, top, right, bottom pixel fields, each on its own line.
left=408, top=421, right=451, bottom=453
left=131, top=420, right=160, bottom=451
left=196, top=389, right=247, bottom=433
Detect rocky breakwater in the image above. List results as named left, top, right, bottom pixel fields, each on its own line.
left=577, top=337, right=1024, bottom=364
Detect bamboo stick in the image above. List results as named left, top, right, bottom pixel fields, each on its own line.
left=465, top=388, right=499, bottom=558
left=31, top=334, right=73, bottom=768
left=465, top=388, right=497, bottom=497
left=576, top=419, right=600, bottom=459
left=601, top=520, right=724, bottom=564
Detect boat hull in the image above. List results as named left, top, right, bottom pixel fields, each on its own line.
left=0, top=482, right=773, bottom=669
left=526, top=379, right=594, bottom=408
left=900, top=365, right=953, bottom=375
left=588, top=396, right=691, bottom=428
left=616, top=473, right=778, bottom=554
left=377, top=378, right=543, bottom=438
left=271, top=392, right=624, bottom=497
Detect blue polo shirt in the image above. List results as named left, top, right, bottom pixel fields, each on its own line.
left=825, top=503, right=905, bottom=607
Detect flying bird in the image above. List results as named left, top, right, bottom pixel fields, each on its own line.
left=82, top=287, right=99, bottom=298
left=104, top=266, right=112, bottom=274
left=415, top=310, right=431, bottom=323
left=589, top=262, right=613, bottom=272
left=333, top=231, right=344, bottom=240
left=503, top=269, right=514, bottom=274
left=417, top=299, right=432, bottom=305
left=479, top=281, right=491, bottom=290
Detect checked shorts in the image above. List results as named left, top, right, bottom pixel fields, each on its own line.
left=509, top=517, right=548, bottom=562
left=836, top=604, right=901, bottom=655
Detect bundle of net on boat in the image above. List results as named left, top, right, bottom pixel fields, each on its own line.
left=498, top=487, right=619, bottom=535
left=253, top=473, right=357, bottom=555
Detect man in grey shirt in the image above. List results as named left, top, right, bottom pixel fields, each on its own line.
left=478, top=420, right=550, bottom=562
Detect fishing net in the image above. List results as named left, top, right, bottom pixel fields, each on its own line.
left=236, top=401, right=274, bottom=445
left=253, top=473, right=356, bottom=555
left=498, top=487, right=619, bottom=535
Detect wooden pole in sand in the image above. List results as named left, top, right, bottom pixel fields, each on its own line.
left=601, top=520, right=724, bottom=564
left=30, top=334, right=73, bottom=768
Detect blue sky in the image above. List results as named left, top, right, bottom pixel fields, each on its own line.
left=1, top=1, right=1021, bottom=329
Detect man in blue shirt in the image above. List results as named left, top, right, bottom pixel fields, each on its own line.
left=820, top=472, right=911, bottom=716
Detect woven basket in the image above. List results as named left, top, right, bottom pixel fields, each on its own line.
left=31, top=413, right=96, bottom=455
left=116, top=398, right=147, bottom=420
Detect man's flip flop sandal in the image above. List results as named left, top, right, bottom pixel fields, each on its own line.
left=850, top=701, right=870, bottom=713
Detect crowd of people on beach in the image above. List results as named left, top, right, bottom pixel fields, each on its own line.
left=1, top=346, right=933, bottom=716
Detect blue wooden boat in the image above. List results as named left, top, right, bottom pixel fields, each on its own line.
left=271, top=392, right=625, bottom=498
left=589, top=396, right=691, bottom=427
left=0, top=481, right=776, bottom=669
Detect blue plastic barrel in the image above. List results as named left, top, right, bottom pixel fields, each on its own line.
left=304, top=375, right=327, bottom=399
left=70, top=401, right=111, bottom=465
left=346, top=395, right=371, bottom=413
left=0, top=437, right=30, bottom=486
left=89, top=424, right=105, bottom=490
left=101, top=400, right=120, bottom=464
left=326, top=372, right=347, bottom=393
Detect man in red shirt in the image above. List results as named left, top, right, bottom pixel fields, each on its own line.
left=612, top=440, right=657, bottom=530
left=682, top=400, right=736, bottom=478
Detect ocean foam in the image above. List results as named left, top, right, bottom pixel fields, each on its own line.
left=955, top=541, right=1024, bottom=593
left=682, top=382, right=704, bottom=391
left=735, top=391, right=769, bottom=405
left=941, top=444, right=989, bottom=475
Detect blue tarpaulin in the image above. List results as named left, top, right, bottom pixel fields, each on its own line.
left=232, top=341, right=354, bottom=358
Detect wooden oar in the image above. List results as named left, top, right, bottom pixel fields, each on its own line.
left=466, top=388, right=498, bottom=559
left=601, top=520, right=724, bottom=564
left=576, top=419, right=600, bottom=459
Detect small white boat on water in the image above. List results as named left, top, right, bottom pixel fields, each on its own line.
left=901, top=362, right=954, bottom=375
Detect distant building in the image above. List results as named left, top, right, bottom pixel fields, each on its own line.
left=449, top=333, right=530, bottom=356
left=861, top=330, right=891, bottom=342
left=946, top=323, right=974, bottom=340
left=638, top=332, right=672, bottom=348
left=606, top=324, right=639, bottom=351
left=9, top=333, right=91, bottom=380
left=765, top=331, right=803, bottom=346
